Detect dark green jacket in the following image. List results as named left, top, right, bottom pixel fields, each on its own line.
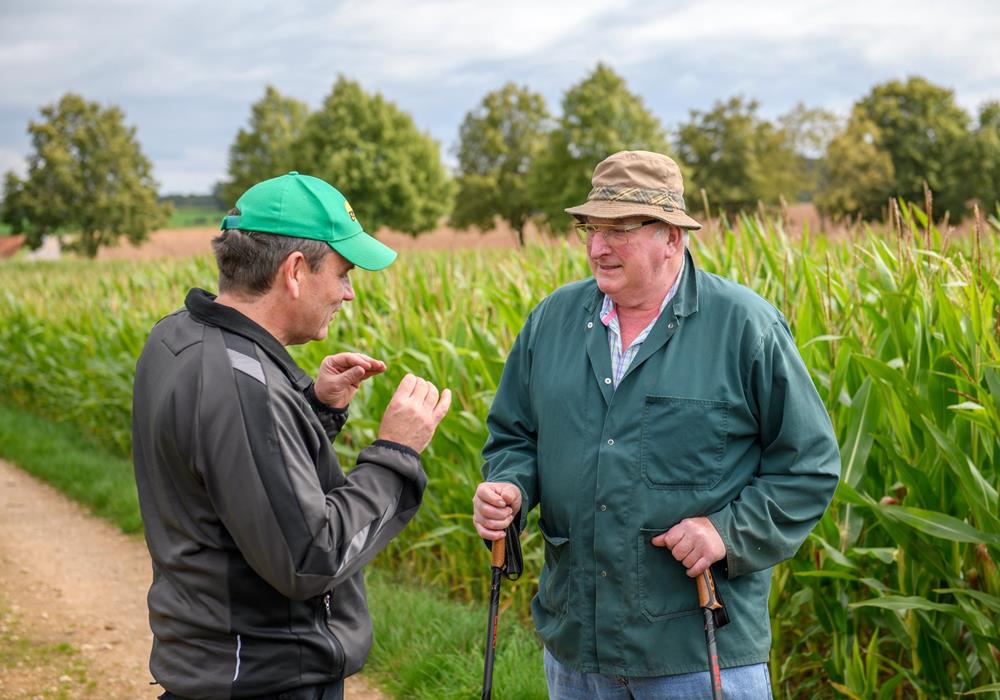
left=482, top=251, right=840, bottom=676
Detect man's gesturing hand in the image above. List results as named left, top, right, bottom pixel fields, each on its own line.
left=651, top=516, right=726, bottom=578
left=314, top=353, right=387, bottom=408
left=377, top=373, right=451, bottom=453
left=473, top=482, right=522, bottom=541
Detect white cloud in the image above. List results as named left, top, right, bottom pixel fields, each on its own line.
left=0, top=149, right=28, bottom=178
left=2, top=0, right=998, bottom=193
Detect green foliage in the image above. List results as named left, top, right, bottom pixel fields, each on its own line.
left=816, top=113, right=896, bottom=220
left=970, top=101, right=1000, bottom=216
left=292, top=76, right=453, bottom=235
left=529, top=63, right=670, bottom=233
left=0, top=93, right=169, bottom=257
left=674, top=96, right=799, bottom=214
left=1, top=209, right=999, bottom=697
left=366, top=568, right=546, bottom=699
left=450, top=83, right=550, bottom=246
left=220, top=85, right=310, bottom=207
left=777, top=103, right=842, bottom=201
left=0, top=404, right=141, bottom=533
left=854, top=76, right=973, bottom=220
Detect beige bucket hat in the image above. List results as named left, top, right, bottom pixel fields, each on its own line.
left=565, top=150, right=702, bottom=230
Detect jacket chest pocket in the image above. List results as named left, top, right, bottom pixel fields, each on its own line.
left=640, top=395, right=729, bottom=489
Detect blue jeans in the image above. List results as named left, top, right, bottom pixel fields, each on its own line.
left=544, top=648, right=772, bottom=699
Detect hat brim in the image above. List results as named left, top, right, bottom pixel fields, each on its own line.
left=330, top=230, right=397, bottom=271
left=565, top=200, right=702, bottom=230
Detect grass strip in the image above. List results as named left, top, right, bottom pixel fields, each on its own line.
left=366, top=566, right=547, bottom=699
left=0, top=403, right=548, bottom=698
left=0, top=403, right=142, bottom=533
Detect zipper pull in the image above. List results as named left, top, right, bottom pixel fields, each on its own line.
left=323, top=591, right=333, bottom=621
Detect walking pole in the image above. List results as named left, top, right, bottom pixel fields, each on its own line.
left=697, top=568, right=730, bottom=700
left=481, top=537, right=506, bottom=700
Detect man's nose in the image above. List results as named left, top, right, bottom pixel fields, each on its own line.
left=342, top=278, right=355, bottom=301
left=589, top=233, right=612, bottom=257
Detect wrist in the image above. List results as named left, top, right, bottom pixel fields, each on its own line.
left=306, top=383, right=349, bottom=412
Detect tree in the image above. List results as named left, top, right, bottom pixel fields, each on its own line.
left=220, top=86, right=310, bottom=206
left=854, top=76, right=972, bottom=219
left=291, top=76, right=452, bottom=235
left=969, top=101, right=1000, bottom=216
left=777, top=103, right=841, bottom=201
left=1, top=93, right=168, bottom=257
left=529, top=63, right=671, bottom=233
left=674, top=96, right=799, bottom=214
left=814, top=112, right=895, bottom=221
left=450, top=83, right=550, bottom=247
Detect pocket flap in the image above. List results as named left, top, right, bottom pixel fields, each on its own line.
left=538, top=519, right=569, bottom=547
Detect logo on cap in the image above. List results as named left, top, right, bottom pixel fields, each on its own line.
left=345, top=200, right=357, bottom=222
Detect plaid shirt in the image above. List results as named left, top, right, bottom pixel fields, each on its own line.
left=599, top=260, right=684, bottom=388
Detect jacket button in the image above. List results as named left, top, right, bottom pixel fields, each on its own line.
left=599, top=504, right=607, bottom=511
left=604, top=377, right=612, bottom=384
left=668, top=322, right=675, bottom=329
left=607, top=439, right=614, bottom=446
left=587, top=321, right=594, bottom=329
left=600, top=570, right=608, bottom=577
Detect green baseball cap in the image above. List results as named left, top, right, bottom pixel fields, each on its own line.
left=220, top=171, right=397, bottom=271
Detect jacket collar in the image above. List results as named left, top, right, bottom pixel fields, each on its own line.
left=185, top=288, right=311, bottom=390
left=583, top=248, right=700, bottom=318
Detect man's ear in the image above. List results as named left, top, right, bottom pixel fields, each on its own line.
left=665, top=225, right=683, bottom=255
left=279, top=251, right=308, bottom=300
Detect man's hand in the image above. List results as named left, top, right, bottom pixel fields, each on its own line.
left=473, top=482, right=522, bottom=541
left=314, top=353, right=387, bottom=408
left=651, top=516, right=726, bottom=578
left=377, top=373, right=451, bottom=453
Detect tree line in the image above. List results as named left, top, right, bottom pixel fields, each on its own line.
left=4, top=65, right=999, bottom=255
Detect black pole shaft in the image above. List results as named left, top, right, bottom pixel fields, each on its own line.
left=703, top=607, right=723, bottom=700
left=481, top=567, right=503, bottom=700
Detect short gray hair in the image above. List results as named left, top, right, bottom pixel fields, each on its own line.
left=653, top=223, right=690, bottom=247
left=212, top=208, right=331, bottom=296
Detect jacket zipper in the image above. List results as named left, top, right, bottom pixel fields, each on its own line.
left=315, top=591, right=345, bottom=674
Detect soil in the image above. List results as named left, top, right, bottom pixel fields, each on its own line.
left=0, top=458, right=386, bottom=700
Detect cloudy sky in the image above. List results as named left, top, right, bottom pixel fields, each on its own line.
left=2, top=0, right=998, bottom=194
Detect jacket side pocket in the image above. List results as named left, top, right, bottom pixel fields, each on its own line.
left=637, top=528, right=701, bottom=621
left=538, top=519, right=571, bottom=617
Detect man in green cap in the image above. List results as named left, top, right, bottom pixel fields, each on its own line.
left=133, top=172, right=451, bottom=700
left=473, top=151, right=840, bottom=698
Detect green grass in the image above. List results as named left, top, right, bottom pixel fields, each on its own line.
left=0, top=404, right=142, bottom=533
left=366, top=568, right=546, bottom=699
left=167, top=206, right=227, bottom=229
left=0, top=401, right=547, bottom=698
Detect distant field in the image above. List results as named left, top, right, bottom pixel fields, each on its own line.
left=167, top=206, right=227, bottom=228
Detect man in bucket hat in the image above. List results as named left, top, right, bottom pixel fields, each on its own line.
left=473, top=151, right=839, bottom=698
left=133, top=172, right=451, bottom=700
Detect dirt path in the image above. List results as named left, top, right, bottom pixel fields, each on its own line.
left=0, top=458, right=386, bottom=700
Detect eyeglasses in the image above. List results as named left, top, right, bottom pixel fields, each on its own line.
left=574, top=219, right=660, bottom=247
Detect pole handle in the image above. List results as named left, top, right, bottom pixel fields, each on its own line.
left=491, top=537, right=506, bottom=569
left=697, top=569, right=722, bottom=611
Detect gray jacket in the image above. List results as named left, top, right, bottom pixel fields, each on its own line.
left=132, top=288, right=426, bottom=699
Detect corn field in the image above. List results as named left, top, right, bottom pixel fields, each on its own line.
left=1, top=204, right=998, bottom=697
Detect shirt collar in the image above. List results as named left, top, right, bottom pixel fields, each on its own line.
left=599, top=255, right=685, bottom=328
left=184, top=288, right=311, bottom=390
